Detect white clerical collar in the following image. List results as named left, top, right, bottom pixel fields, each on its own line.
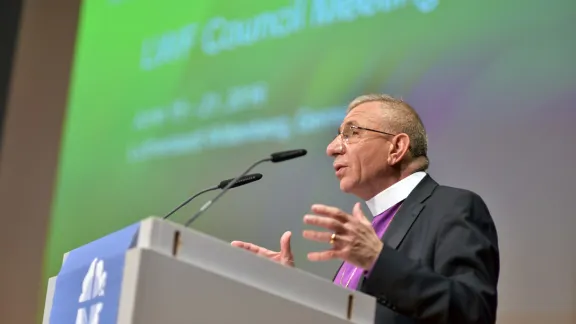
left=365, top=171, right=427, bottom=216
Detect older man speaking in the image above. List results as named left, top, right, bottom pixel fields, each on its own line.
left=232, top=94, right=500, bottom=324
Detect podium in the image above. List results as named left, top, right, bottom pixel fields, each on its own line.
left=42, top=217, right=376, bottom=323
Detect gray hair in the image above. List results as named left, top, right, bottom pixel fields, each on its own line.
left=348, top=94, right=429, bottom=171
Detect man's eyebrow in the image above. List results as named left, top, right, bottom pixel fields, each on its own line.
left=338, top=121, right=352, bottom=133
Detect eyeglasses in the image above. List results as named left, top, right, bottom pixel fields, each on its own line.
left=336, top=124, right=397, bottom=145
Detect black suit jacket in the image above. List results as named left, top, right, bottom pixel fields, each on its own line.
left=336, top=175, right=500, bottom=324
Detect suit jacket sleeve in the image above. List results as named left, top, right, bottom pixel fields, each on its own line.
left=363, top=191, right=500, bottom=324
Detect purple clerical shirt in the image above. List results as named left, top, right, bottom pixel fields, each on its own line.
left=333, top=201, right=403, bottom=290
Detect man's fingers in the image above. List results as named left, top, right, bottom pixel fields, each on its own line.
left=279, top=231, right=295, bottom=266
left=230, top=241, right=256, bottom=252
left=311, top=204, right=350, bottom=223
left=302, top=230, right=346, bottom=244
left=307, top=249, right=342, bottom=262
left=303, top=215, right=346, bottom=232
left=280, top=231, right=292, bottom=256
left=230, top=240, right=247, bottom=248
left=302, top=230, right=331, bottom=243
left=231, top=241, right=268, bottom=255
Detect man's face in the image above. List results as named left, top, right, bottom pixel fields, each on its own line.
left=326, top=102, right=394, bottom=199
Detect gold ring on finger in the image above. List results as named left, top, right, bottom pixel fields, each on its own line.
left=329, top=233, right=336, bottom=245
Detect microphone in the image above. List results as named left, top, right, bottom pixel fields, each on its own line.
left=162, top=173, right=263, bottom=220
left=218, top=173, right=262, bottom=190
left=271, top=149, right=307, bottom=162
left=183, top=149, right=307, bottom=227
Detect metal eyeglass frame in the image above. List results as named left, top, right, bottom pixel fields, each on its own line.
left=337, top=124, right=397, bottom=144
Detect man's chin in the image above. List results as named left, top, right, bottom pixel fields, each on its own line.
left=339, top=178, right=357, bottom=194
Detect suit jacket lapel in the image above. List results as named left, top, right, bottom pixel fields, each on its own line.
left=355, top=176, right=438, bottom=291
left=332, top=262, right=343, bottom=282
left=383, top=175, right=438, bottom=250
left=332, top=175, right=439, bottom=284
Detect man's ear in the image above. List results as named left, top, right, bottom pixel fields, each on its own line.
left=388, top=133, right=411, bottom=166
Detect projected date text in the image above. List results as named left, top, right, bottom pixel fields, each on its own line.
left=133, top=81, right=268, bottom=131
left=195, top=82, right=268, bottom=119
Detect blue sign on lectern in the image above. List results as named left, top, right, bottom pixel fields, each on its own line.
left=49, top=222, right=141, bottom=324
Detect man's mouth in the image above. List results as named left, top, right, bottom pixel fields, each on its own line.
left=334, top=164, right=347, bottom=176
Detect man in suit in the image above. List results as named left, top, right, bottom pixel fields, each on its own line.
left=232, top=94, right=500, bottom=323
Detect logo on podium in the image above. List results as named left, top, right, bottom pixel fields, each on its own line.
left=76, top=258, right=107, bottom=324
left=50, top=222, right=140, bottom=324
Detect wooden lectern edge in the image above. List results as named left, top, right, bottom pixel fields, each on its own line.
left=55, top=215, right=354, bottom=295
left=144, top=216, right=331, bottom=280
left=56, top=215, right=320, bottom=282
left=143, top=216, right=377, bottom=323
left=46, top=216, right=376, bottom=324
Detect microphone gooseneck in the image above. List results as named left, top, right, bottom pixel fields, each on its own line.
left=183, top=149, right=307, bottom=228
left=184, top=158, right=271, bottom=227
left=163, top=173, right=263, bottom=220
left=163, top=187, right=217, bottom=220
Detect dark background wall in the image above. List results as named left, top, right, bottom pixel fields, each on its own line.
left=0, top=0, right=24, bottom=151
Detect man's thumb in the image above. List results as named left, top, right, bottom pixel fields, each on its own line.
left=352, top=202, right=365, bottom=220
left=280, top=231, right=292, bottom=256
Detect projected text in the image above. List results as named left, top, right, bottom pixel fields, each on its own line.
left=139, top=0, right=439, bottom=70
left=127, top=105, right=345, bottom=163
left=133, top=81, right=268, bottom=131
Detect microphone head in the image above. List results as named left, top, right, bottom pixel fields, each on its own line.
left=270, top=149, right=307, bottom=163
left=217, top=173, right=263, bottom=189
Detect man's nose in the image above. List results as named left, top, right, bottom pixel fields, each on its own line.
left=326, top=136, right=344, bottom=157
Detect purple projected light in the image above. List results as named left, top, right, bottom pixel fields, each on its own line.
left=402, top=49, right=501, bottom=134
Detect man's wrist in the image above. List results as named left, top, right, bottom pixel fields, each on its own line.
left=363, top=241, right=383, bottom=275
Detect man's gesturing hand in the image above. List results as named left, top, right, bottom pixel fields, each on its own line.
left=302, top=203, right=383, bottom=270
left=231, top=231, right=295, bottom=267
